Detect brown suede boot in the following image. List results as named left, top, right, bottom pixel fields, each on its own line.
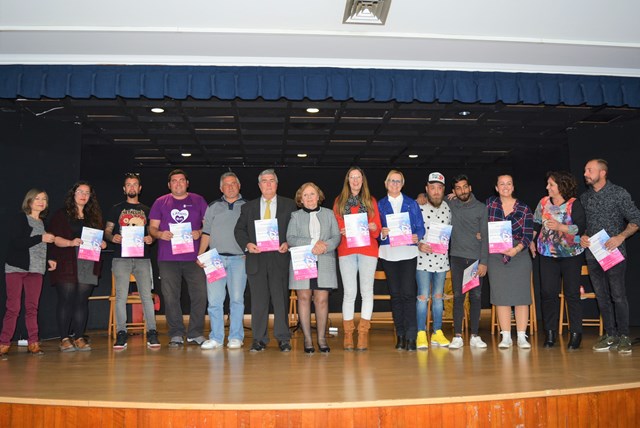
left=343, top=319, right=356, bottom=351
left=28, top=342, right=44, bottom=355
left=356, top=319, right=371, bottom=351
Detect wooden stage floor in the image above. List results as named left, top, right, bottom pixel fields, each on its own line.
left=1, top=316, right=639, bottom=426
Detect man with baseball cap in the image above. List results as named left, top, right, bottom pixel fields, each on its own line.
left=415, top=172, right=452, bottom=349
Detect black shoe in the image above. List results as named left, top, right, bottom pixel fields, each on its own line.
left=568, top=332, right=582, bottom=350
left=395, top=335, right=406, bottom=350
left=278, top=340, right=292, bottom=352
left=304, top=346, right=315, bottom=354
left=406, top=339, right=417, bottom=351
left=543, top=330, right=557, bottom=348
left=250, top=341, right=266, bottom=352
left=318, top=343, right=330, bottom=353
left=146, top=330, right=161, bottom=349
left=113, top=330, right=128, bottom=350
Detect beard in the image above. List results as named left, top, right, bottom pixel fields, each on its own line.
left=427, top=195, right=443, bottom=207
left=126, top=191, right=138, bottom=198
left=456, top=192, right=471, bottom=202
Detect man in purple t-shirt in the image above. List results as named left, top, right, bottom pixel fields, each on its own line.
left=149, top=169, right=208, bottom=347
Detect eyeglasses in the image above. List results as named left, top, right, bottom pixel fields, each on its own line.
left=386, top=179, right=403, bottom=185
left=348, top=176, right=362, bottom=181
left=75, top=190, right=90, bottom=196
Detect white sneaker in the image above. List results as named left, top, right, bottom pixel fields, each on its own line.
left=498, top=332, right=512, bottom=349
left=470, top=335, right=488, bottom=348
left=227, top=339, right=243, bottom=349
left=449, top=337, right=464, bottom=349
left=517, top=333, right=531, bottom=349
left=201, top=339, right=222, bottom=350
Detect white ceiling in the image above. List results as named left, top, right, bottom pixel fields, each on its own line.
left=1, top=0, right=640, bottom=76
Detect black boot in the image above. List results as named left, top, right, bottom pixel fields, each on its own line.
left=406, top=339, right=417, bottom=351
left=395, top=335, right=406, bottom=350
left=543, top=330, right=557, bottom=348
left=567, top=332, right=582, bottom=350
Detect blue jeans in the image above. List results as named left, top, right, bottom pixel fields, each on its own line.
left=587, top=259, right=629, bottom=336
left=338, top=254, right=378, bottom=321
left=416, top=270, right=446, bottom=332
left=206, top=255, right=247, bottom=343
left=112, top=258, right=156, bottom=332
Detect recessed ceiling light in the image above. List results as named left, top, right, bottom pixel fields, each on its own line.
left=297, top=153, right=308, bottom=158
left=306, top=107, right=320, bottom=114
left=181, top=153, right=192, bottom=157
left=151, top=107, right=165, bottom=114
left=458, top=110, right=471, bottom=116
left=408, top=154, right=418, bottom=159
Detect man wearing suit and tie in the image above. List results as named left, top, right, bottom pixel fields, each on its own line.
left=234, top=169, right=297, bottom=352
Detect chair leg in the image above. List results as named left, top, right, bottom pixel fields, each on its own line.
left=558, top=292, right=565, bottom=334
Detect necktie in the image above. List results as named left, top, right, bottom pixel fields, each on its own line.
left=264, top=199, right=271, bottom=219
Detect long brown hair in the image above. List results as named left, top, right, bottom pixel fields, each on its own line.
left=64, top=181, right=103, bottom=229
left=333, top=167, right=375, bottom=217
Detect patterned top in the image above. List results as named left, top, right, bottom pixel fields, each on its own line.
left=580, top=180, right=640, bottom=259
left=533, top=196, right=585, bottom=258
left=417, top=201, right=451, bottom=272
left=486, top=195, right=533, bottom=263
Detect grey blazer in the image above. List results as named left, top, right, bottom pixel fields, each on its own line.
left=286, top=207, right=341, bottom=290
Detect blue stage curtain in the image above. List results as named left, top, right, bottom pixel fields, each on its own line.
left=1, top=65, right=639, bottom=107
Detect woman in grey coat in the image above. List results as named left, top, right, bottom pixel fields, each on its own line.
left=287, top=182, right=341, bottom=353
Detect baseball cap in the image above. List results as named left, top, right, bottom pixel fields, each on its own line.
left=428, top=172, right=445, bottom=185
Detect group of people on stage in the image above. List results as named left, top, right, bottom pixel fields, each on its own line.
left=1, top=158, right=639, bottom=359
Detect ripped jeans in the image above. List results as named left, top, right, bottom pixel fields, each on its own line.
left=416, top=270, right=446, bottom=332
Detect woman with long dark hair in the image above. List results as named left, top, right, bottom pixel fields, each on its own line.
left=49, top=181, right=106, bottom=352
left=1, top=189, right=56, bottom=358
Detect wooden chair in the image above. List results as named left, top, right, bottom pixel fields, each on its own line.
left=426, top=271, right=468, bottom=333
left=558, top=265, right=603, bottom=336
left=369, top=270, right=394, bottom=324
left=288, top=290, right=298, bottom=327
left=491, top=272, right=537, bottom=334
left=107, top=273, right=156, bottom=340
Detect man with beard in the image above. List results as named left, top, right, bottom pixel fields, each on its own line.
left=104, top=173, right=160, bottom=349
left=447, top=175, right=489, bottom=349
left=580, top=159, right=640, bottom=354
left=416, top=172, right=452, bottom=349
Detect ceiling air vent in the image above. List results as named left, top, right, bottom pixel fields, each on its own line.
left=343, top=0, right=391, bottom=25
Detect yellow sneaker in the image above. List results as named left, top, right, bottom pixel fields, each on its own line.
left=416, top=331, right=429, bottom=350
left=430, top=329, right=450, bottom=347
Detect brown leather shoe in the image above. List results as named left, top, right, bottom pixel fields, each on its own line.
left=0, top=344, right=9, bottom=359
left=74, top=337, right=92, bottom=352
left=59, top=337, right=76, bottom=352
left=28, top=342, right=44, bottom=355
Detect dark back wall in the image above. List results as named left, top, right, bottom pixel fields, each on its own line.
left=3, top=111, right=638, bottom=342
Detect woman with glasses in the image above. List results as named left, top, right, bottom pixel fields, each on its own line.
left=49, top=181, right=107, bottom=352
left=378, top=170, right=425, bottom=351
left=333, top=167, right=381, bottom=351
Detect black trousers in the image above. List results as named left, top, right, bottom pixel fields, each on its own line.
left=381, top=257, right=418, bottom=338
left=539, top=254, right=584, bottom=334
left=247, top=252, right=291, bottom=343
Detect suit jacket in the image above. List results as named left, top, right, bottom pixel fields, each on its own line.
left=286, top=207, right=341, bottom=290
left=234, top=195, right=297, bottom=275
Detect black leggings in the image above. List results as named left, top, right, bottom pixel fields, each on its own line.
left=55, top=282, right=94, bottom=339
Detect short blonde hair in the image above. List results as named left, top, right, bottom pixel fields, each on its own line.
left=385, top=170, right=405, bottom=185
left=294, top=182, right=325, bottom=207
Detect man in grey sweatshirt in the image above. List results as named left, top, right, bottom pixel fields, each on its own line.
left=447, top=175, right=489, bottom=349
